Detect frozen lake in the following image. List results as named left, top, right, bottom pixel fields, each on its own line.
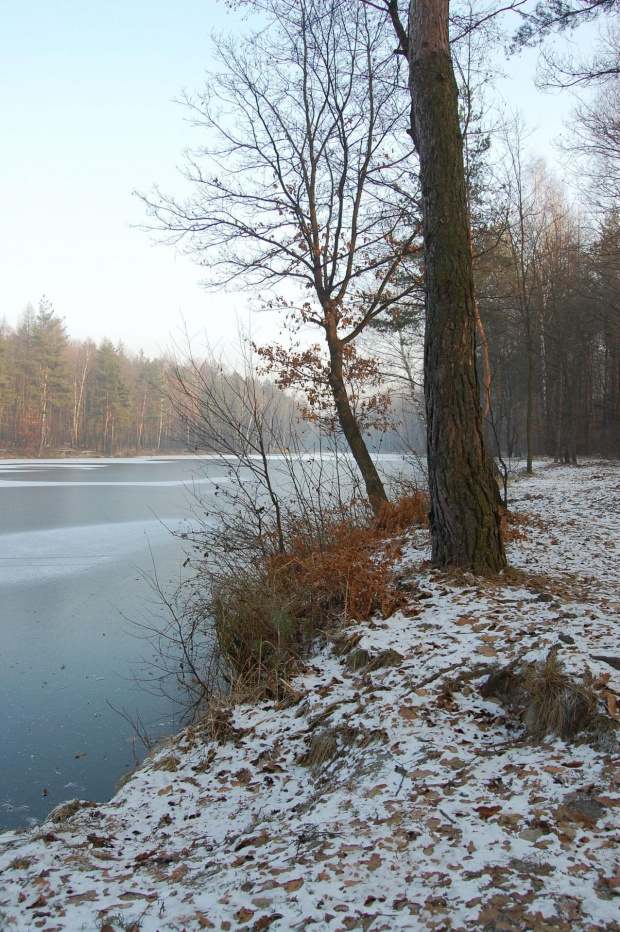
left=0, top=453, right=416, bottom=831
left=0, top=456, right=231, bottom=830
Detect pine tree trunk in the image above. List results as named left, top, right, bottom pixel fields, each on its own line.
left=408, top=0, right=506, bottom=572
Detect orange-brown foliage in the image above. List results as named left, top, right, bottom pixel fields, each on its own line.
left=269, top=523, right=396, bottom=627
left=375, top=490, right=429, bottom=535
left=499, top=508, right=531, bottom=543
left=213, top=491, right=429, bottom=693
left=268, top=490, right=429, bottom=627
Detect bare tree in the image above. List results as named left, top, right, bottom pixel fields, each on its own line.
left=142, top=0, right=420, bottom=513
left=500, top=127, right=551, bottom=474
left=567, top=78, right=620, bottom=210
left=137, top=332, right=385, bottom=712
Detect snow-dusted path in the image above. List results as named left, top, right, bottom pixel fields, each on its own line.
left=1, top=461, right=619, bottom=931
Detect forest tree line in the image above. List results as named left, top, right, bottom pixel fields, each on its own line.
left=477, top=188, right=620, bottom=464
left=0, top=299, right=422, bottom=458
left=0, top=301, right=177, bottom=455
left=2, top=194, right=620, bottom=462
left=3, top=183, right=619, bottom=465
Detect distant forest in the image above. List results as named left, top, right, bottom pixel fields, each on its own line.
left=478, top=208, right=620, bottom=464
left=2, top=219, right=620, bottom=462
left=0, top=301, right=179, bottom=456
left=0, top=300, right=418, bottom=458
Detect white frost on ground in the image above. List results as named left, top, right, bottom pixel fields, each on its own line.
left=1, top=461, right=619, bottom=931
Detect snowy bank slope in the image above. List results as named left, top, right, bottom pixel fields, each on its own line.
left=1, top=461, right=619, bottom=931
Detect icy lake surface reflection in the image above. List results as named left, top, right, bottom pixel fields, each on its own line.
left=0, top=456, right=229, bottom=831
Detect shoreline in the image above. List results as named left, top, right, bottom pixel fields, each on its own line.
left=0, top=449, right=195, bottom=461
left=1, top=461, right=619, bottom=931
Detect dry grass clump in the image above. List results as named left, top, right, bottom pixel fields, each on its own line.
left=299, top=731, right=340, bottom=771
left=365, top=648, right=404, bottom=672
left=46, top=798, right=81, bottom=823
left=523, top=652, right=597, bottom=740
left=480, top=661, right=522, bottom=707
left=345, top=647, right=372, bottom=672
left=198, top=703, right=238, bottom=745
left=116, top=767, right=139, bottom=791
left=153, top=753, right=181, bottom=772
left=481, top=649, right=608, bottom=742
left=298, top=725, right=360, bottom=773
left=212, top=492, right=428, bottom=698
left=212, top=572, right=311, bottom=698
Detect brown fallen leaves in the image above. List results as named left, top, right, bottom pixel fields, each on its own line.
left=475, top=804, right=502, bottom=820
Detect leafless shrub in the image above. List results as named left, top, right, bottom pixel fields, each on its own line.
left=129, top=565, right=225, bottom=721
left=134, top=333, right=426, bottom=714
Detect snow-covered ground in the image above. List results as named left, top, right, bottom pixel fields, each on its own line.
left=1, top=460, right=619, bottom=931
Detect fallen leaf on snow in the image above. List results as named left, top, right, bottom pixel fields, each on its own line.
left=475, top=805, right=502, bottom=820
left=282, top=878, right=303, bottom=892
left=26, top=895, right=47, bottom=909
left=441, top=757, right=467, bottom=770
left=134, top=849, right=158, bottom=862
left=66, top=890, right=97, bottom=904
left=196, top=916, right=215, bottom=929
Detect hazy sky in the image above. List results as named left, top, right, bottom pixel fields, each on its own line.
left=0, top=2, right=595, bottom=357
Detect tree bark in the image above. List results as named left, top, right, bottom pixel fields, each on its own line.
left=324, top=310, right=388, bottom=514
left=525, top=317, right=534, bottom=473
left=407, top=0, right=506, bottom=572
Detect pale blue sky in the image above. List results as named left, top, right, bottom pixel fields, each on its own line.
left=0, top=0, right=256, bottom=355
left=0, top=2, right=596, bottom=356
